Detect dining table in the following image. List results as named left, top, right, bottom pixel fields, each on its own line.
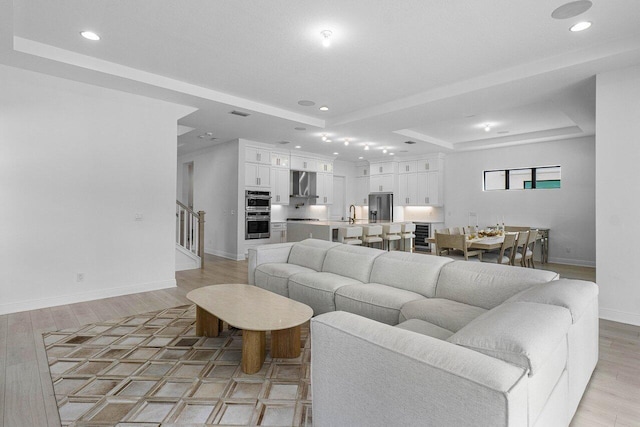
left=425, top=235, right=504, bottom=251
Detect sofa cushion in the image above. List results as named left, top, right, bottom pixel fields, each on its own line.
left=448, top=301, right=572, bottom=375
left=288, top=239, right=340, bottom=271
left=288, top=272, right=362, bottom=316
left=435, top=261, right=559, bottom=310
left=507, top=279, right=599, bottom=323
left=369, top=251, right=453, bottom=297
left=395, top=319, right=454, bottom=340
left=254, top=263, right=316, bottom=296
left=322, top=244, right=385, bottom=283
left=335, top=283, right=424, bottom=325
left=399, top=298, right=487, bottom=332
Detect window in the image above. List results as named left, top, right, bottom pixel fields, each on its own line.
left=483, top=165, right=561, bottom=191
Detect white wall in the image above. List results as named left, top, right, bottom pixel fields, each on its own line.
left=177, top=140, right=240, bottom=260
left=0, top=65, right=194, bottom=315
left=444, top=136, right=595, bottom=266
left=596, top=64, right=640, bottom=326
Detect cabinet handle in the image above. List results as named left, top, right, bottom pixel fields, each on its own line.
left=304, top=161, right=307, bottom=169
left=364, top=169, right=368, bottom=176
left=425, top=163, right=429, bottom=170
left=425, top=197, right=429, bottom=204
left=276, top=158, right=280, bottom=166
left=379, top=185, right=382, bottom=191
left=379, top=166, right=383, bottom=173
left=257, top=153, right=261, bottom=162
left=257, top=177, right=260, bottom=185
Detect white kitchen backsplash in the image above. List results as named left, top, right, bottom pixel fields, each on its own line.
left=272, top=203, right=329, bottom=221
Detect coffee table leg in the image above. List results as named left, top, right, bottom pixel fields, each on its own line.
left=195, top=306, right=223, bottom=337
left=271, top=325, right=301, bottom=358
left=242, top=330, right=266, bottom=374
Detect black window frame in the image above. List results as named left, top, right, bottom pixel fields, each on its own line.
left=483, top=165, right=561, bottom=191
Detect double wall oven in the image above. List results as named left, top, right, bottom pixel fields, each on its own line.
left=245, top=190, right=271, bottom=239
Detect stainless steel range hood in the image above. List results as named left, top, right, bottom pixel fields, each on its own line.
left=290, top=170, right=319, bottom=199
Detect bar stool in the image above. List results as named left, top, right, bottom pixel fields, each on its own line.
left=361, top=225, right=383, bottom=249
left=401, top=223, right=416, bottom=252
left=338, top=226, right=363, bottom=245
left=382, top=223, right=402, bottom=251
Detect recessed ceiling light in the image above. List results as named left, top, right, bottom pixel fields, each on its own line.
left=205, top=132, right=213, bottom=136
left=297, top=100, right=315, bottom=107
left=570, top=21, right=592, bottom=32
left=358, top=156, right=364, bottom=160
left=294, top=127, right=306, bottom=131
left=382, top=148, right=388, bottom=154
left=552, top=1, right=592, bottom=19
left=484, top=124, right=491, bottom=132
left=344, top=139, right=349, bottom=146
left=364, top=145, right=370, bottom=151
left=389, top=153, right=395, bottom=156
left=80, top=31, right=100, bottom=41
left=198, top=135, right=206, bottom=139
left=295, top=145, right=301, bottom=149
left=333, top=152, right=339, bottom=155
left=321, top=133, right=327, bottom=141
left=319, top=105, right=329, bottom=111
left=326, top=139, right=332, bottom=143
left=321, top=30, right=332, bottom=47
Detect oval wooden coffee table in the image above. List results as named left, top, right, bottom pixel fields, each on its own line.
left=186, top=284, right=313, bottom=374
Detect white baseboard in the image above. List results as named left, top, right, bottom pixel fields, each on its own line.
left=547, top=257, right=596, bottom=267
left=205, top=248, right=244, bottom=261
left=0, top=279, right=176, bottom=316
left=600, top=307, right=640, bottom=326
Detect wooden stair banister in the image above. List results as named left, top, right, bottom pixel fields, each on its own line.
left=176, top=200, right=205, bottom=268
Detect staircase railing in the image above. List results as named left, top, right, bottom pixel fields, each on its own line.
left=176, top=200, right=205, bottom=268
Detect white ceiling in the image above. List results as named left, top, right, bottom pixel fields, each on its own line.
left=3, top=0, right=640, bottom=161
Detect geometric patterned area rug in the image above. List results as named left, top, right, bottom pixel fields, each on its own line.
left=43, top=305, right=312, bottom=426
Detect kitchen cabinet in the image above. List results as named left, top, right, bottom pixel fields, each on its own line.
left=271, top=222, right=287, bottom=243
left=416, top=171, right=441, bottom=206
left=290, top=155, right=317, bottom=171
left=397, top=173, right=418, bottom=205
left=271, top=152, right=290, bottom=168
left=316, top=172, right=334, bottom=205
left=245, top=146, right=271, bottom=165
left=317, top=160, right=333, bottom=173
left=370, top=174, right=394, bottom=193
left=271, top=167, right=289, bottom=204
left=398, top=160, right=418, bottom=174
left=370, top=161, right=396, bottom=175
left=418, top=158, right=439, bottom=171
left=356, top=164, right=369, bottom=176
left=245, top=163, right=270, bottom=188
left=354, top=176, right=369, bottom=205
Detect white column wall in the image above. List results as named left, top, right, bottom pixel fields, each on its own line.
left=596, top=64, right=640, bottom=325
left=444, top=136, right=595, bottom=266
left=0, top=65, right=195, bottom=315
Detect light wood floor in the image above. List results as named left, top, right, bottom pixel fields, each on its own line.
left=0, top=255, right=636, bottom=427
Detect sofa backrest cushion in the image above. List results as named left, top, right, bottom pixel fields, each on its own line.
left=506, top=279, right=599, bottom=323
left=370, top=252, right=453, bottom=297
left=322, top=244, right=385, bottom=283
left=288, top=239, right=341, bottom=271
left=448, top=301, right=572, bottom=375
left=435, top=261, right=559, bottom=310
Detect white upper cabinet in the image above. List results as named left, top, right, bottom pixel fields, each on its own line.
left=370, top=161, right=397, bottom=175
left=416, top=171, right=441, bottom=206
left=290, top=155, right=317, bottom=171
left=398, top=160, right=417, bottom=174
left=271, top=152, right=290, bottom=168
left=271, top=167, right=289, bottom=204
left=370, top=174, right=395, bottom=193
left=245, top=146, right=271, bottom=164
left=397, top=173, right=418, bottom=205
left=356, top=164, right=369, bottom=177
left=317, top=160, right=333, bottom=173
left=245, top=163, right=271, bottom=188
left=354, top=176, right=369, bottom=205
left=316, top=172, right=333, bottom=205
left=418, top=158, right=439, bottom=171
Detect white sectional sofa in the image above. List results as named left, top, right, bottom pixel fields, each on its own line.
left=248, top=239, right=598, bottom=427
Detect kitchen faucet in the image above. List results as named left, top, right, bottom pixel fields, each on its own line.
left=349, top=204, right=356, bottom=224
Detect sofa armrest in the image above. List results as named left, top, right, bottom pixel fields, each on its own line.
left=247, top=243, right=294, bottom=285
left=311, top=311, right=529, bottom=427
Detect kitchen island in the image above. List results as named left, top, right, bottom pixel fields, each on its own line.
left=286, top=220, right=391, bottom=243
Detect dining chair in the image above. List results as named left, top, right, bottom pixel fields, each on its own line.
left=507, top=230, right=530, bottom=266
left=465, top=225, right=477, bottom=235
left=433, top=228, right=451, bottom=255
left=338, top=226, right=363, bottom=246
left=434, top=233, right=483, bottom=261
left=481, top=232, right=517, bottom=265
left=523, top=229, right=538, bottom=268
left=361, top=225, right=383, bottom=249
left=449, top=227, right=464, bottom=235
left=382, top=223, right=402, bottom=251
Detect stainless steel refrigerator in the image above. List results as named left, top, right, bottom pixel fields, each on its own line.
left=368, top=192, right=393, bottom=222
